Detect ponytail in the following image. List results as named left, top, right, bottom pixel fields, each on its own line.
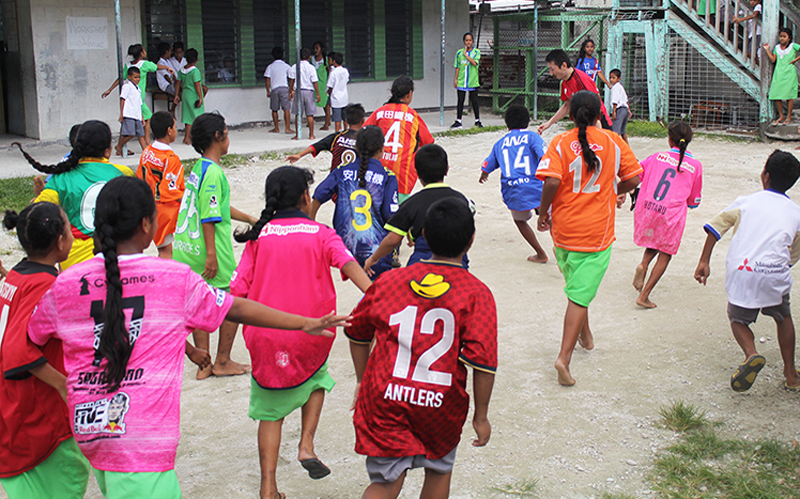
left=355, top=126, right=385, bottom=188
left=3, top=202, right=66, bottom=258
left=667, top=120, right=693, bottom=173
left=569, top=91, right=601, bottom=173
left=387, top=76, right=414, bottom=104
left=13, top=120, right=111, bottom=175
left=13, top=142, right=81, bottom=175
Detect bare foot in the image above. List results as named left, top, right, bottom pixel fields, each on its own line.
left=269, top=128, right=280, bottom=133
left=308, top=135, right=316, bottom=140
left=785, top=119, right=794, bottom=125
left=182, top=140, right=192, bottom=146
left=291, top=135, right=299, bottom=140
left=286, top=129, right=296, bottom=134
left=633, top=264, right=646, bottom=292
left=196, top=364, right=213, bottom=380
left=114, top=145, right=123, bottom=156
left=527, top=254, right=549, bottom=264
left=577, top=329, right=594, bottom=350
left=320, top=126, right=330, bottom=131
left=211, top=359, right=250, bottom=376
left=636, top=296, right=657, bottom=309
left=555, top=360, right=576, bottom=386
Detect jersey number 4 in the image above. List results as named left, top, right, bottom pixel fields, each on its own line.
left=390, top=305, right=455, bottom=387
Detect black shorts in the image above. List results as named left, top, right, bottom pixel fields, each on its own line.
left=727, top=294, right=791, bottom=325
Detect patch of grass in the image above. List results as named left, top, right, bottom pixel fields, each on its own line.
left=490, top=478, right=540, bottom=498
left=601, top=493, right=638, bottom=499
left=218, top=154, right=249, bottom=169
left=626, top=120, right=669, bottom=138
left=259, top=150, right=301, bottom=162
left=0, top=176, right=36, bottom=213
left=434, top=124, right=506, bottom=138
left=659, top=400, right=710, bottom=433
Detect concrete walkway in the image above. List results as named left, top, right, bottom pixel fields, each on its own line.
left=0, top=110, right=506, bottom=179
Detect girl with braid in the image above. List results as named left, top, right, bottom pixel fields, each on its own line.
left=14, top=120, right=135, bottom=270
left=631, top=121, right=703, bottom=309
left=310, top=125, right=400, bottom=279
left=536, top=91, right=642, bottom=386
left=231, top=166, right=371, bottom=499
left=26, top=176, right=350, bottom=499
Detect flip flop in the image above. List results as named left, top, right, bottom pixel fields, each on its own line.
left=730, top=355, right=766, bottom=392
left=771, top=119, right=782, bottom=126
left=300, top=458, right=331, bottom=480
left=784, top=370, right=800, bottom=392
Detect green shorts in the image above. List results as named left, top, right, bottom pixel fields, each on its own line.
left=0, top=437, right=90, bottom=499
left=249, top=362, right=335, bottom=421
left=93, top=468, right=181, bottom=499
left=554, top=246, right=612, bottom=307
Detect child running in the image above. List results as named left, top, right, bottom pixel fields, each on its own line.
left=695, top=150, right=800, bottom=392
left=173, top=49, right=206, bottom=145
left=230, top=166, right=371, bottom=499
left=310, top=126, right=399, bottom=278
left=138, top=111, right=185, bottom=259
left=25, top=176, right=349, bottom=499
left=0, top=203, right=90, bottom=499
left=479, top=104, right=548, bottom=263
left=173, top=113, right=256, bottom=379
left=287, top=103, right=365, bottom=170
left=347, top=197, right=497, bottom=499
left=631, top=121, right=703, bottom=308
left=536, top=91, right=642, bottom=386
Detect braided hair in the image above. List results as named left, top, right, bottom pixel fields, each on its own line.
left=13, top=120, right=112, bottom=175
left=575, top=39, right=596, bottom=71
left=387, top=76, right=414, bottom=104
left=93, top=176, right=156, bottom=393
left=3, top=202, right=67, bottom=258
left=356, top=126, right=385, bottom=188
left=570, top=91, right=601, bottom=173
left=667, top=120, right=693, bottom=172
left=234, top=166, right=315, bottom=243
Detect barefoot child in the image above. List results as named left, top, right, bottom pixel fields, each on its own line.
left=116, top=67, right=147, bottom=155
left=536, top=91, right=641, bottom=386
left=25, top=176, right=349, bottom=499
left=0, top=203, right=90, bottom=499
left=173, top=113, right=256, bottom=379
left=264, top=47, right=294, bottom=135
left=763, top=28, right=800, bottom=126
left=631, top=121, right=702, bottom=308
left=288, top=47, right=321, bottom=140
left=173, top=49, right=206, bottom=145
left=230, top=166, right=371, bottom=499
left=694, top=150, right=800, bottom=392
left=347, top=197, right=497, bottom=499
left=326, top=52, right=350, bottom=133
left=479, top=104, right=548, bottom=263
left=287, top=103, right=365, bottom=170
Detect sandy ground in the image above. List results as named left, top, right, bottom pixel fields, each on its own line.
left=2, top=127, right=800, bottom=499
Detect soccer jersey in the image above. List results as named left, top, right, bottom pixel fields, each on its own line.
left=314, top=158, right=399, bottom=274
left=120, top=80, right=143, bottom=121
left=0, top=261, right=71, bottom=478
left=230, top=210, right=356, bottom=388
left=173, top=158, right=236, bottom=288
left=346, top=261, right=497, bottom=459
left=138, top=142, right=185, bottom=247
left=365, top=103, right=435, bottom=195
left=536, top=127, right=642, bottom=252
left=310, top=129, right=359, bottom=170
left=27, top=254, right=233, bottom=473
left=634, top=149, right=703, bottom=255
left=704, top=190, right=800, bottom=309
left=385, top=184, right=470, bottom=242
left=560, top=69, right=612, bottom=125
left=454, top=48, right=481, bottom=89
left=482, top=129, right=546, bottom=211
left=326, top=66, right=350, bottom=108
left=178, top=66, right=204, bottom=125
left=575, top=56, right=601, bottom=82
left=264, top=59, right=291, bottom=90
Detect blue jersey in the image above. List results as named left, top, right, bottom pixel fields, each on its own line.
left=314, top=158, right=399, bottom=276
left=482, top=129, right=545, bottom=211
left=576, top=56, right=601, bottom=82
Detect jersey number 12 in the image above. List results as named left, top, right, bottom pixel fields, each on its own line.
left=390, top=305, right=455, bottom=387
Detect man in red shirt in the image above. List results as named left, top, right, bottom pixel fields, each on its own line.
left=538, top=49, right=613, bottom=134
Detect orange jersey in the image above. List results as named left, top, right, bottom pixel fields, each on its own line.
left=138, top=142, right=185, bottom=246
left=536, top=127, right=641, bottom=252
left=365, top=103, right=434, bottom=195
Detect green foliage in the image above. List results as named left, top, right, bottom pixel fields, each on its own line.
left=0, top=176, right=36, bottom=213
left=490, top=478, right=540, bottom=498
left=601, top=493, right=638, bottom=499
left=434, top=125, right=506, bottom=138
left=659, top=400, right=710, bottom=433
left=217, top=154, right=249, bottom=168
left=626, top=120, right=669, bottom=138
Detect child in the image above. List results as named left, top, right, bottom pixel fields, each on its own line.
left=575, top=38, right=611, bottom=88
left=694, top=150, right=800, bottom=392
left=26, top=176, right=350, bottom=499
left=0, top=203, right=90, bottom=499
left=763, top=28, right=800, bottom=126
left=364, top=144, right=471, bottom=274
left=173, top=113, right=256, bottom=379
left=365, top=76, right=435, bottom=203
left=326, top=52, right=350, bottom=132
left=173, top=48, right=207, bottom=145
left=138, top=111, right=185, bottom=259
left=14, top=120, right=135, bottom=270
left=230, top=166, right=371, bottom=499
left=168, top=42, right=187, bottom=74
left=479, top=104, right=548, bottom=263
left=609, top=69, right=630, bottom=143
left=287, top=103, right=365, bottom=170
left=347, top=197, right=497, bottom=499
left=155, top=42, right=176, bottom=99
left=312, top=41, right=332, bottom=130
left=632, top=121, right=702, bottom=309
left=733, top=0, right=762, bottom=61
left=264, top=47, right=294, bottom=135
left=289, top=47, right=321, bottom=140
left=117, top=67, right=147, bottom=156
left=310, top=126, right=399, bottom=278
left=451, top=32, right=482, bottom=129
left=536, top=91, right=642, bottom=386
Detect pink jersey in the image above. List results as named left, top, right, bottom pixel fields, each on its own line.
left=27, top=254, right=233, bottom=473
left=231, top=210, right=356, bottom=389
left=633, top=149, right=703, bottom=255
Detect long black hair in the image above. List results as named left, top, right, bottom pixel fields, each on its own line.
left=356, top=126, right=385, bottom=188
left=191, top=113, right=226, bottom=155
left=13, top=120, right=112, bottom=175
left=570, top=91, right=601, bottom=173
left=3, top=202, right=67, bottom=258
left=576, top=39, right=596, bottom=69
left=387, top=76, right=414, bottom=104
left=128, top=43, right=145, bottom=62
left=234, top=166, right=315, bottom=243
left=668, top=120, right=693, bottom=172
left=93, top=176, right=156, bottom=393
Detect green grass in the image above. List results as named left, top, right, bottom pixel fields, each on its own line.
left=490, top=478, right=540, bottom=498
left=601, top=493, right=638, bottom=499
left=434, top=124, right=506, bottom=138
left=626, top=120, right=669, bottom=139
left=0, top=176, right=36, bottom=213
left=659, top=400, right=711, bottom=433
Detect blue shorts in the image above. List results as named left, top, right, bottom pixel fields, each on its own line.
left=500, top=181, right=542, bottom=212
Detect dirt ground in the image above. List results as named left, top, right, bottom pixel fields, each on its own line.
left=2, top=127, right=800, bottom=499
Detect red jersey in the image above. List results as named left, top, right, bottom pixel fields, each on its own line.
left=346, top=261, right=497, bottom=459
left=560, top=68, right=612, bottom=125
left=364, top=103, right=435, bottom=195
left=0, top=261, right=71, bottom=478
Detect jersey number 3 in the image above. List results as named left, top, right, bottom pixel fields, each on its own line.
left=390, top=305, right=454, bottom=387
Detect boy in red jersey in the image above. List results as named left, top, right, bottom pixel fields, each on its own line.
left=347, top=197, right=496, bottom=499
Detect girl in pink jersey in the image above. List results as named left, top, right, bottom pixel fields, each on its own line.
left=26, top=176, right=349, bottom=499
left=231, top=166, right=371, bottom=499
left=632, top=121, right=703, bottom=308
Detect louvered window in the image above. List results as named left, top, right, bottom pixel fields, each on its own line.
left=300, top=0, right=332, bottom=55
left=344, top=0, right=373, bottom=78
left=384, top=0, right=412, bottom=78
left=254, top=0, right=289, bottom=81
left=202, top=0, right=239, bottom=83
left=145, top=0, right=186, bottom=59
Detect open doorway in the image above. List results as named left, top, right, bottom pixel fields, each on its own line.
left=1, top=0, right=27, bottom=136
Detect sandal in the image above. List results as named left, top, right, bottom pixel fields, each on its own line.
left=731, top=355, right=766, bottom=392
left=784, top=370, right=800, bottom=392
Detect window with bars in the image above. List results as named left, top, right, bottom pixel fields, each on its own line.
left=345, top=0, right=373, bottom=78
left=254, top=0, right=289, bottom=80
left=202, top=0, right=239, bottom=83
left=385, top=0, right=412, bottom=78
left=300, top=0, right=333, bottom=56
left=145, top=0, right=186, bottom=61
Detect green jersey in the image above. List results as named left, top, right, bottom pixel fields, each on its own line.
left=173, top=158, right=235, bottom=288
left=454, top=48, right=481, bottom=89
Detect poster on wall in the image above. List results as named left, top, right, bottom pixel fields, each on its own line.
left=66, top=17, right=109, bottom=50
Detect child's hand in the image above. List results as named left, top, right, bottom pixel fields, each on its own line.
left=763, top=43, right=770, bottom=51
left=302, top=312, right=353, bottom=337
left=0, top=259, right=8, bottom=281
left=186, top=344, right=212, bottom=370
left=472, top=417, right=491, bottom=446
left=119, top=115, right=124, bottom=124
left=195, top=99, right=202, bottom=109
left=287, top=154, right=301, bottom=164
left=33, top=175, right=46, bottom=197
left=102, top=90, right=110, bottom=99
left=363, top=257, right=376, bottom=277
left=479, top=171, right=490, bottom=184
left=612, top=111, right=617, bottom=121
left=616, top=193, right=626, bottom=208
left=694, top=262, right=710, bottom=285
left=173, top=96, right=181, bottom=106
left=537, top=122, right=551, bottom=135
left=537, top=212, right=551, bottom=232
left=202, top=254, right=218, bottom=280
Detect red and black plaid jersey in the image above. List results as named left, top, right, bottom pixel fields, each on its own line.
left=346, top=261, right=497, bottom=459
left=310, top=129, right=359, bottom=170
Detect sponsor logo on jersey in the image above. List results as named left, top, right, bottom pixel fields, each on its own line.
left=209, top=195, right=218, bottom=209
left=569, top=141, right=604, bottom=156
left=410, top=273, right=451, bottom=299
left=74, top=392, right=131, bottom=435
left=0, top=281, right=18, bottom=302
left=263, top=223, right=320, bottom=236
